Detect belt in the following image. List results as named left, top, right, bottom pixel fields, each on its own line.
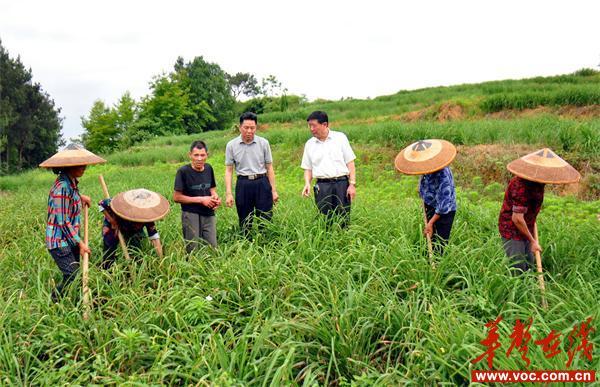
left=237, top=173, right=267, bottom=180
left=316, top=176, right=348, bottom=183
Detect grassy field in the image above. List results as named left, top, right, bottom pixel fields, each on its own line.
left=258, top=70, right=600, bottom=123
left=1, top=72, right=599, bottom=385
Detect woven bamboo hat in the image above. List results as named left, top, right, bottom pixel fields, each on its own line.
left=39, top=143, right=106, bottom=168
left=111, top=189, right=170, bottom=222
left=507, top=148, right=580, bottom=184
left=394, top=139, right=457, bottom=175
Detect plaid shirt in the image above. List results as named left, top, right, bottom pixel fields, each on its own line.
left=498, top=176, right=545, bottom=240
left=46, top=173, right=81, bottom=249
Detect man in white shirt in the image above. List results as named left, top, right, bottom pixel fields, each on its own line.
left=301, top=111, right=356, bottom=228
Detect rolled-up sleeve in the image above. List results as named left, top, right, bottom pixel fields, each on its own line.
left=509, top=178, right=528, bottom=213
left=146, top=222, right=160, bottom=240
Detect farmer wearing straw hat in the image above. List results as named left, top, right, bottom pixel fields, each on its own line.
left=99, top=188, right=169, bottom=268
left=39, top=143, right=106, bottom=300
left=225, top=112, right=278, bottom=237
left=395, top=139, right=457, bottom=255
left=499, top=148, right=581, bottom=274
left=301, top=111, right=356, bottom=228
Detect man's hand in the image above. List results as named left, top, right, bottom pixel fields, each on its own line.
left=80, top=194, right=91, bottom=208
left=79, top=241, right=91, bottom=256
left=104, top=212, right=119, bottom=230
left=199, top=196, right=220, bottom=209
left=346, top=184, right=356, bottom=201
left=424, top=222, right=434, bottom=237
left=225, top=193, right=234, bottom=207
left=530, top=240, right=543, bottom=254
left=212, top=194, right=222, bottom=209
left=301, top=184, right=311, bottom=197
left=272, top=190, right=279, bottom=204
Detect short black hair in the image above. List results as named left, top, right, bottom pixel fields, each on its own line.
left=52, top=166, right=81, bottom=175
left=307, top=111, right=328, bottom=124
left=190, top=140, right=207, bottom=152
left=239, top=111, right=258, bottom=125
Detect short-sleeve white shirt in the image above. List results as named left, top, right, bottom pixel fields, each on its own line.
left=301, top=130, right=356, bottom=178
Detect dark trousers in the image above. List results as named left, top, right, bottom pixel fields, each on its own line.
left=102, top=231, right=143, bottom=269
left=424, top=203, right=455, bottom=255
left=502, top=237, right=536, bottom=275
left=314, top=179, right=351, bottom=228
left=49, top=244, right=80, bottom=298
left=235, top=176, right=273, bottom=236
left=182, top=211, right=217, bottom=253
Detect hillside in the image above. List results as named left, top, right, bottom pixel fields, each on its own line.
left=0, top=72, right=599, bottom=384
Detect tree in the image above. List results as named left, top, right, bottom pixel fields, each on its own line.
left=260, top=75, right=287, bottom=97
left=81, top=92, right=138, bottom=153
left=239, top=75, right=296, bottom=114
left=133, top=73, right=215, bottom=138
left=0, top=40, right=62, bottom=174
left=81, top=100, right=118, bottom=153
left=80, top=55, right=242, bottom=152
left=175, top=56, right=236, bottom=131
left=227, top=72, right=260, bottom=100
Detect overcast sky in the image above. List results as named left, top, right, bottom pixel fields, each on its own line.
left=1, top=0, right=598, bottom=140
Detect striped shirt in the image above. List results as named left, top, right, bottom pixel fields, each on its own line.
left=45, top=173, right=82, bottom=249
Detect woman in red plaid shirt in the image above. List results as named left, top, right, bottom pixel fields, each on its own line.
left=499, top=148, right=580, bottom=274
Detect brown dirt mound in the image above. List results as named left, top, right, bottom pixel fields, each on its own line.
left=486, top=105, right=600, bottom=120
left=399, top=103, right=600, bottom=123
left=556, top=105, right=600, bottom=119
left=400, top=110, right=425, bottom=122
left=437, top=102, right=464, bottom=122
left=453, top=144, right=598, bottom=199
left=395, top=102, right=464, bottom=123
left=487, top=107, right=550, bottom=119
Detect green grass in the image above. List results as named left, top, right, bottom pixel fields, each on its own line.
left=259, top=70, right=600, bottom=123
left=1, top=140, right=599, bottom=384
left=1, top=70, right=600, bottom=384
left=62, top=116, right=596, bottom=171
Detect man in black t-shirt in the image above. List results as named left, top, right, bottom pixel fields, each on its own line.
left=174, top=141, right=221, bottom=252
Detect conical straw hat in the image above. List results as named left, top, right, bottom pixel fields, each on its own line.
left=507, top=148, right=580, bottom=184
left=394, top=139, right=457, bottom=175
left=39, top=143, right=106, bottom=168
left=110, top=189, right=170, bottom=222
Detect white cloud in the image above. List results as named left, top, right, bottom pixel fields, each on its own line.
left=1, top=0, right=598, bottom=140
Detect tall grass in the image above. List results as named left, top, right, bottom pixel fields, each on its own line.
left=1, top=70, right=599, bottom=384
left=74, top=116, right=597, bottom=168
left=0, top=142, right=599, bottom=384
left=259, top=70, right=600, bottom=124
left=480, top=86, right=600, bottom=113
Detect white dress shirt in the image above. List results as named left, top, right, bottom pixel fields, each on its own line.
left=301, top=130, right=356, bottom=178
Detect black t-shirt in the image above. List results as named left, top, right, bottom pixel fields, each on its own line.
left=174, top=164, right=217, bottom=216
